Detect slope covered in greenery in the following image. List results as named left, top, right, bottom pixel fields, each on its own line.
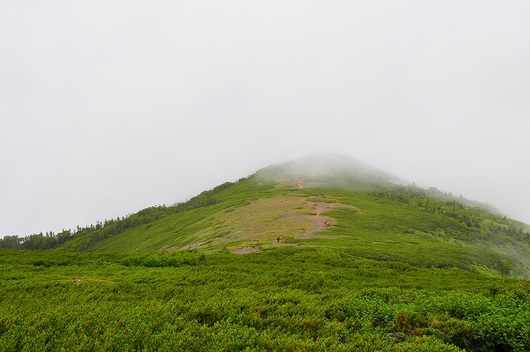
left=1, top=154, right=530, bottom=351
left=1, top=248, right=530, bottom=351
left=45, top=155, right=530, bottom=279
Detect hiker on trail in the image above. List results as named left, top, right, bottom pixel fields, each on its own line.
left=298, top=178, right=304, bottom=190
left=276, top=235, right=283, bottom=243
left=324, top=220, right=329, bottom=227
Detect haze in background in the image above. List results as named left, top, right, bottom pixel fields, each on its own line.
left=1, top=1, right=529, bottom=237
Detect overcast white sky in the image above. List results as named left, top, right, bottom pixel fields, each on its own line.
left=1, top=1, right=529, bottom=237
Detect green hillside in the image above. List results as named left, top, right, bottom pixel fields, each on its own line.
left=55, top=154, right=530, bottom=279
left=1, top=155, right=530, bottom=351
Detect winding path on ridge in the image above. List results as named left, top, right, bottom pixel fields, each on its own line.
left=301, top=199, right=358, bottom=239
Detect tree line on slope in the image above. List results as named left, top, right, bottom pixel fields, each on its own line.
left=373, top=184, right=530, bottom=242
left=0, top=181, right=239, bottom=251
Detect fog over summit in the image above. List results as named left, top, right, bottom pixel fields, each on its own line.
left=256, top=154, right=401, bottom=185
left=254, top=154, right=503, bottom=213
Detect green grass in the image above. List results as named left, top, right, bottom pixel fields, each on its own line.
left=1, top=248, right=529, bottom=351
left=305, top=197, right=338, bottom=203
left=4, top=169, right=530, bottom=350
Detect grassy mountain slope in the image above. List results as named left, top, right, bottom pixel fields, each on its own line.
left=3, top=154, right=530, bottom=351
left=58, top=154, right=530, bottom=279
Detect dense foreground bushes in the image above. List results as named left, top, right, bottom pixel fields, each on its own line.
left=1, top=248, right=529, bottom=351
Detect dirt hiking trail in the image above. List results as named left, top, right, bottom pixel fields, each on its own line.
left=301, top=199, right=358, bottom=239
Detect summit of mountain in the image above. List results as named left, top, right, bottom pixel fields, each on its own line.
left=255, top=153, right=402, bottom=190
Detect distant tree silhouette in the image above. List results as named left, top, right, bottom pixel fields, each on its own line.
left=0, top=181, right=238, bottom=250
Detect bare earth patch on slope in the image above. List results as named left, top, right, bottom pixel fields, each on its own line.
left=168, top=195, right=362, bottom=253
left=207, top=196, right=315, bottom=250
